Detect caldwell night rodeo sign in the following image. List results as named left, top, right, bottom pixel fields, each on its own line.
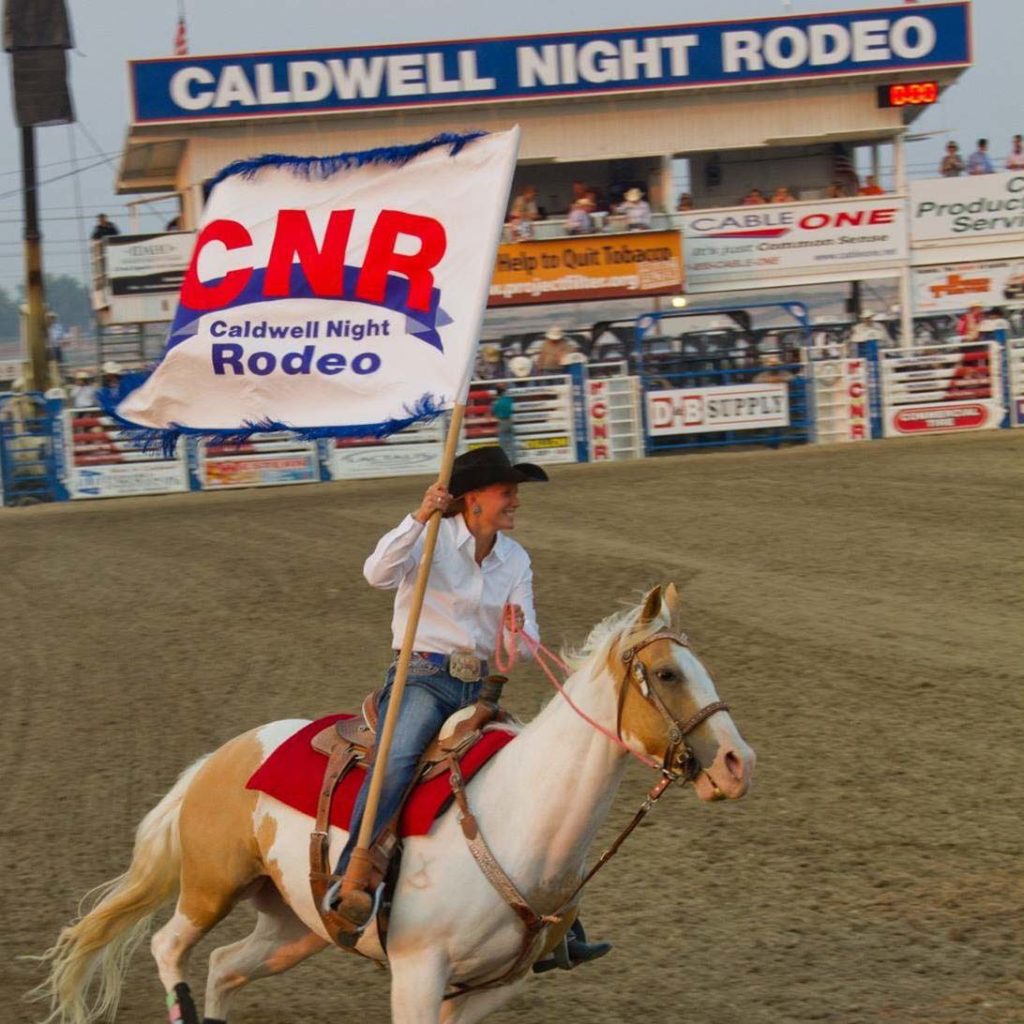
left=130, top=4, right=970, bottom=123
left=112, top=130, right=519, bottom=447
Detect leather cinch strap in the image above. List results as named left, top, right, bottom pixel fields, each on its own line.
left=444, top=754, right=560, bottom=998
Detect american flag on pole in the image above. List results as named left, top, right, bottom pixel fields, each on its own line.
left=173, top=12, right=188, bottom=56
left=831, top=145, right=860, bottom=192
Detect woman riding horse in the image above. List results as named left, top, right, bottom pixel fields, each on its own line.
left=328, top=445, right=610, bottom=970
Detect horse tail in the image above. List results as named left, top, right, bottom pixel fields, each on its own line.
left=29, top=755, right=209, bottom=1024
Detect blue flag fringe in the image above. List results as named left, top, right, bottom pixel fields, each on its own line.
left=206, top=130, right=488, bottom=192
left=98, top=387, right=448, bottom=460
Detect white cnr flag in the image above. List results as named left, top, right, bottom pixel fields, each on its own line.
left=115, top=129, right=519, bottom=442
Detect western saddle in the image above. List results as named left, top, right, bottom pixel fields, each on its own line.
left=308, top=676, right=512, bottom=946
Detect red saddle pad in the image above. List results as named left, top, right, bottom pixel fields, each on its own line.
left=245, top=714, right=516, bottom=837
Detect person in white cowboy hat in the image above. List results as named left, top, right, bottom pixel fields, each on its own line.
left=565, top=194, right=595, bottom=235
left=617, top=186, right=652, bottom=230
left=69, top=370, right=97, bottom=410
left=96, top=360, right=129, bottom=408
left=534, top=326, right=572, bottom=374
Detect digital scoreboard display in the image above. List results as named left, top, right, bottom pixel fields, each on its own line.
left=877, top=81, right=939, bottom=108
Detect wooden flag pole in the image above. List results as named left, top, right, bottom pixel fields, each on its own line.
left=346, top=401, right=467, bottom=885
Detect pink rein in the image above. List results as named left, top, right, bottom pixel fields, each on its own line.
left=494, top=605, right=662, bottom=771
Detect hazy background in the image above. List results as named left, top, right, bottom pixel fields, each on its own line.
left=0, top=0, right=1019, bottom=309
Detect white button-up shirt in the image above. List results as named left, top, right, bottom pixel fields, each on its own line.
left=364, top=513, right=539, bottom=660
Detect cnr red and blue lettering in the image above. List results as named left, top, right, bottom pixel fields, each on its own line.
left=181, top=207, right=447, bottom=313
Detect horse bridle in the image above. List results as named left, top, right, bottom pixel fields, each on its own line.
left=618, top=630, right=730, bottom=782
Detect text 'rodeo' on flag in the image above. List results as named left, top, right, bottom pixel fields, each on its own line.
left=113, top=128, right=520, bottom=449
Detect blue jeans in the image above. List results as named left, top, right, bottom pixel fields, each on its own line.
left=335, top=657, right=481, bottom=876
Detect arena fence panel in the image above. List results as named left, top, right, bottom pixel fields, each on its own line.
left=1006, top=338, right=1024, bottom=428
left=465, top=374, right=578, bottom=465
left=809, top=357, right=873, bottom=443
left=0, top=393, right=67, bottom=506
left=323, top=417, right=446, bottom=481
left=195, top=432, right=321, bottom=490
left=879, top=341, right=1005, bottom=438
left=641, top=362, right=811, bottom=455
left=65, top=407, right=189, bottom=500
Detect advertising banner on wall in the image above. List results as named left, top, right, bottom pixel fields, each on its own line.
left=489, top=230, right=682, bottom=306
left=131, top=5, right=970, bottom=124
left=909, top=171, right=1024, bottom=246
left=881, top=342, right=1004, bottom=437
left=681, top=196, right=907, bottom=293
left=103, top=232, right=194, bottom=296
left=646, top=382, right=789, bottom=436
left=913, top=260, right=1024, bottom=312
left=201, top=451, right=320, bottom=488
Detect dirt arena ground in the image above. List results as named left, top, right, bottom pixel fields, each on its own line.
left=1, top=430, right=1021, bottom=1024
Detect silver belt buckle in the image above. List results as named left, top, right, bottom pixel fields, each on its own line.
left=448, top=651, right=482, bottom=683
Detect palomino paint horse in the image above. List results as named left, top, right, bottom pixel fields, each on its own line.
left=36, top=585, right=755, bottom=1024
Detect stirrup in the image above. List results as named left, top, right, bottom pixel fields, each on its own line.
left=322, top=881, right=383, bottom=938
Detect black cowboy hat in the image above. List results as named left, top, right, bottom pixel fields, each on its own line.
left=449, top=446, right=548, bottom=498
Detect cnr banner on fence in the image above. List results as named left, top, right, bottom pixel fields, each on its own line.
left=113, top=129, right=518, bottom=448
left=488, top=230, right=682, bottom=306
left=646, top=382, right=789, bottom=435
left=913, top=260, right=1024, bottom=312
left=681, top=196, right=907, bottom=293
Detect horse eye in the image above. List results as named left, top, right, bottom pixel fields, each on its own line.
left=656, top=669, right=677, bottom=683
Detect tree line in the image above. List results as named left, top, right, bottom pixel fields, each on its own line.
left=0, top=274, right=92, bottom=341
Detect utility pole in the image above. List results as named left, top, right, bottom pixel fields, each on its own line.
left=4, top=0, right=75, bottom=391
left=20, top=125, right=48, bottom=391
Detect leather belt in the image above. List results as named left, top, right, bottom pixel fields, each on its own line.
left=397, top=650, right=488, bottom=683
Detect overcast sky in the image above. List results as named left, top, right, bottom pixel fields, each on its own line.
left=0, top=0, right=1020, bottom=297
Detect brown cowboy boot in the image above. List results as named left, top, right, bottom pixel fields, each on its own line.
left=326, top=847, right=380, bottom=931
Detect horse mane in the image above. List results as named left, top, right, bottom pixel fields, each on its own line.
left=562, top=594, right=672, bottom=673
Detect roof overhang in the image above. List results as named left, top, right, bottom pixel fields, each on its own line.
left=116, top=134, right=186, bottom=195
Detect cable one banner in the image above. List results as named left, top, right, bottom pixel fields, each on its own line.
left=130, top=4, right=970, bottom=123
left=680, top=195, right=909, bottom=293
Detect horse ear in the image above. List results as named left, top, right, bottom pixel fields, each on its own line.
left=638, top=585, right=664, bottom=625
left=664, top=582, right=682, bottom=625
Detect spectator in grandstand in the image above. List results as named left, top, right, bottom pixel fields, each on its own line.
left=939, top=141, right=965, bottom=177
left=676, top=192, right=695, bottom=212
left=770, top=186, right=796, bottom=204
left=534, top=327, right=572, bottom=374
left=826, top=182, right=848, bottom=198
left=859, top=175, right=885, bottom=196
left=753, top=353, right=791, bottom=384
left=510, top=184, right=540, bottom=223
left=490, top=384, right=516, bottom=461
left=505, top=211, right=534, bottom=242
left=1006, top=135, right=1024, bottom=170
left=741, top=187, right=767, bottom=205
left=616, top=187, right=652, bottom=230
left=956, top=304, right=985, bottom=341
left=850, top=310, right=885, bottom=354
left=967, top=139, right=994, bottom=175
left=69, top=371, right=97, bottom=410
left=477, top=344, right=504, bottom=381
left=566, top=195, right=596, bottom=235
left=90, top=213, right=120, bottom=240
